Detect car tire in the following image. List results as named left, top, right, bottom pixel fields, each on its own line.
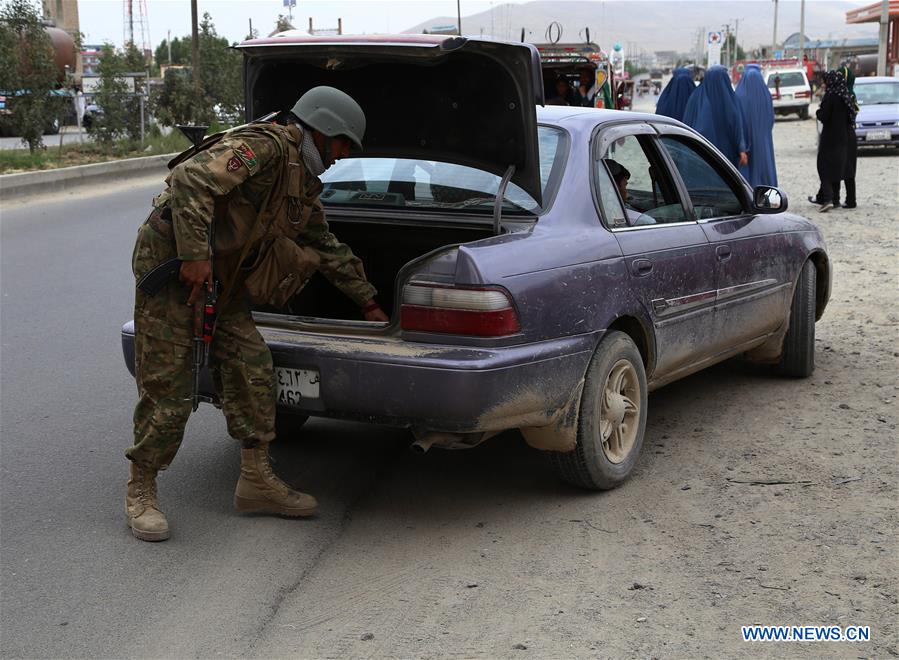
left=777, top=260, right=816, bottom=378
left=550, top=331, right=648, bottom=490
left=45, top=118, right=60, bottom=135
left=275, top=412, right=309, bottom=440
left=799, top=106, right=810, bottom=120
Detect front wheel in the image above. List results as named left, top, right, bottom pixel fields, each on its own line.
left=550, top=331, right=648, bottom=490
left=777, top=260, right=816, bottom=378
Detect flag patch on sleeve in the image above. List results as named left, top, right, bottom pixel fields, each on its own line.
left=234, top=144, right=258, bottom=169
left=226, top=156, right=243, bottom=172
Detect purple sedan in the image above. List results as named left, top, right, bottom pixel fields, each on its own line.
left=853, top=76, right=899, bottom=147
left=122, top=36, right=832, bottom=490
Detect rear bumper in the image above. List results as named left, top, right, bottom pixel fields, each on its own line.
left=121, top=321, right=596, bottom=433
left=773, top=101, right=808, bottom=113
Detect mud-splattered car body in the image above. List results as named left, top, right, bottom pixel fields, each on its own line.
left=121, top=35, right=831, bottom=480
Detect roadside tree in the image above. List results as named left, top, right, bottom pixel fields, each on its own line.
left=0, top=0, right=65, bottom=153
left=153, top=13, right=242, bottom=127
left=91, top=44, right=142, bottom=145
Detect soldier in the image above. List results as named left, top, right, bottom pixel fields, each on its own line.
left=127, top=86, right=388, bottom=542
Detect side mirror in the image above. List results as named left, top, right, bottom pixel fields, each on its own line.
left=753, top=185, right=788, bottom=214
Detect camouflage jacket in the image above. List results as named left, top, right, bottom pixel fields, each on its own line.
left=157, top=122, right=376, bottom=307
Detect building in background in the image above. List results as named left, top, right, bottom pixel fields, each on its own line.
left=846, top=0, right=899, bottom=75
left=782, top=32, right=878, bottom=70
left=81, top=44, right=103, bottom=77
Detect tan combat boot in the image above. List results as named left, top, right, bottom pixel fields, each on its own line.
left=125, top=462, right=170, bottom=541
left=234, top=443, right=317, bottom=517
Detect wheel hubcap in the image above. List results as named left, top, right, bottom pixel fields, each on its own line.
left=599, top=360, right=640, bottom=464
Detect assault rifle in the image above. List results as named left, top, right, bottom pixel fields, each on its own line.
left=135, top=124, right=217, bottom=411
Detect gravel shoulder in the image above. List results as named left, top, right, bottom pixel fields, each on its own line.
left=251, top=108, right=899, bottom=659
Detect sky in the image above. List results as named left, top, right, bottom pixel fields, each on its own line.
left=73, top=0, right=878, bottom=52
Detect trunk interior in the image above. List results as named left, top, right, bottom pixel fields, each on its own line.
left=255, top=217, right=494, bottom=321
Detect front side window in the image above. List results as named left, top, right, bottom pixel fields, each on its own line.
left=319, top=126, right=565, bottom=217
left=659, top=136, right=745, bottom=219
left=600, top=134, right=688, bottom=226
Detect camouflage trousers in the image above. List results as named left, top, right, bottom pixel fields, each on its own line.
left=127, top=220, right=276, bottom=471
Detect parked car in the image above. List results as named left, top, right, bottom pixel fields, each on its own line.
left=0, top=88, right=69, bottom=137
left=764, top=67, right=812, bottom=119
left=853, top=76, right=899, bottom=148
left=121, top=36, right=832, bottom=490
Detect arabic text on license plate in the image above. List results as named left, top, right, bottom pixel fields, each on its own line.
left=866, top=129, right=891, bottom=141
left=276, top=367, right=320, bottom=405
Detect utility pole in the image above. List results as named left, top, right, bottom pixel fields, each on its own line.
left=772, top=0, right=779, bottom=57
left=167, top=28, right=171, bottom=64
left=457, top=0, right=462, bottom=35
left=799, top=0, right=806, bottom=60
left=877, top=0, right=889, bottom=75
left=723, top=23, right=731, bottom=67
left=734, top=18, right=741, bottom=62
left=190, top=0, right=199, bottom=92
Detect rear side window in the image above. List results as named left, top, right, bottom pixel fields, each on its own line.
left=767, top=72, right=806, bottom=88
left=659, top=136, right=745, bottom=219
left=599, top=134, right=688, bottom=226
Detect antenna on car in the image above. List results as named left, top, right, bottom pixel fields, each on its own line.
left=176, top=124, right=209, bottom=153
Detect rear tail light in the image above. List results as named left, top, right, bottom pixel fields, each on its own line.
left=400, top=282, right=521, bottom=336
left=795, top=90, right=811, bottom=98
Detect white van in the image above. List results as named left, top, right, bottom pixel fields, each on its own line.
left=764, top=68, right=812, bottom=119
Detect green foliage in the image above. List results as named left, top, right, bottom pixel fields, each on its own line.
left=123, top=42, right=147, bottom=73
left=0, top=0, right=65, bottom=153
left=91, top=44, right=143, bottom=145
left=198, top=13, right=242, bottom=119
left=0, top=128, right=190, bottom=173
left=152, top=13, right=243, bottom=127
left=154, top=36, right=190, bottom=66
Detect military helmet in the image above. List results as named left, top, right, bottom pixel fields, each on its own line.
left=291, top=86, right=365, bottom=150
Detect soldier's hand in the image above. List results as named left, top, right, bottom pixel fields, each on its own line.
left=362, top=300, right=389, bottom=323
left=180, top=259, right=213, bottom=306
left=738, top=151, right=749, bottom=168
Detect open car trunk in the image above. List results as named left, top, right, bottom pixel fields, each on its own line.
left=253, top=217, right=494, bottom=321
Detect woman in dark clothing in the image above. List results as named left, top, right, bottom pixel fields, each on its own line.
left=837, top=64, right=858, bottom=209
left=809, top=70, right=857, bottom=212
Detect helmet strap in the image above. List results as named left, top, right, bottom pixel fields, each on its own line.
left=323, top=137, right=333, bottom=166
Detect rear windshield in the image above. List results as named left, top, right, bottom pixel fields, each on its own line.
left=767, top=72, right=806, bottom=88
left=855, top=82, right=899, bottom=105
left=320, top=126, right=565, bottom=215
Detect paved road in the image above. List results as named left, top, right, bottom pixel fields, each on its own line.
left=1, top=159, right=894, bottom=657
left=0, top=127, right=89, bottom=151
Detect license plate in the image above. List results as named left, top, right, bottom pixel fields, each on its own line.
left=276, top=367, right=320, bottom=405
left=866, top=129, right=891, bottom=141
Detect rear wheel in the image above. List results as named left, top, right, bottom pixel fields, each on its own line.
left=777, top=260, right=816, bottom=378
left=799, top=106, right=810, bottom=120
left=550, top=331, right=648, bottom=490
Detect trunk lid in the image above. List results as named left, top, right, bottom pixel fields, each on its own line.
left=237, top=34, right=544, bottom=205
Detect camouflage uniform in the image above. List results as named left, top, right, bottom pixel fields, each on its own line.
left=127, top=122, right=376, bottom=470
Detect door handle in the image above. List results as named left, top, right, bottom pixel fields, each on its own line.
left=716, top=245, right=732, bottom=261
left=632, top=259, right=653, bottom=276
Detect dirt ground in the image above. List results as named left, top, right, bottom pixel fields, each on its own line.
left=246, top=103, right=899, bottom=659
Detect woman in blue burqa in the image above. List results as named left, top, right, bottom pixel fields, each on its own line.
left=683, top=65, right=748, bottom=168
left=655, top=68, right=695, bottom=122
left=735, top=63, right=778, bottom=187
